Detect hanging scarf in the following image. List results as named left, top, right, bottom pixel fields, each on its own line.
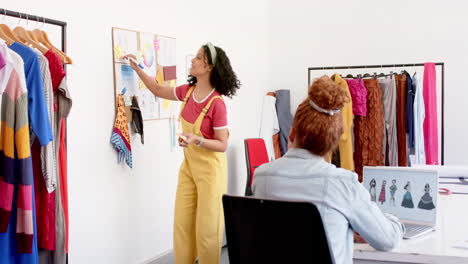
left=110, top=94, right=132, bottom=168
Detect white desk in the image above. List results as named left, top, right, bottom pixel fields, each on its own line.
left=354, top=194, right=468, bottom=264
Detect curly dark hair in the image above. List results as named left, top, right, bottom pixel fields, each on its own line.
left=188, top=44, right=240, bottom=98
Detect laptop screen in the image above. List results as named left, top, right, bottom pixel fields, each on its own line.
left=363, top=167, right=438, bottom=224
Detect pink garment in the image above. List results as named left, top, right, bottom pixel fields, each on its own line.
left=423, top=63, right=439, bottom=165
left=345, top=79, right=368, bottom=116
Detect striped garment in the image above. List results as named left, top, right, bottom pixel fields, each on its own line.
left=0, top=69, right=34, bottom=253
left=33, top=49, right=57, bottom=193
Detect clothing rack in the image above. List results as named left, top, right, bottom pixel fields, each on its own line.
left=308, top=63, right=445, bottom=165
left=0, top=8, right=67, bottom=54
left=1, top=8, right=69, bottom=263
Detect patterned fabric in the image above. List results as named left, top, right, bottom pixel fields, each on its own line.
left=33, top=49, right=57, bottom=193
left=345, top=78, right=368, bottom=116
left=0, top=69, right=34, bottom=253
left=110, top=94, right=132, bottom=168
left=353, top=79, right=384, bottom=180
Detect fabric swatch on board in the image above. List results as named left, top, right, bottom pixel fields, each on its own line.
left=163, top=66, right=177, bottom=81
left=131, top=96, right=144, bottom=144
left=110, top=94, right=132, bottom=168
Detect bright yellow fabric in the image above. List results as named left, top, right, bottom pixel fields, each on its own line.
left=1, top=121, right=14, bottom=158
left=173, top=87, right=227, bottom=264
left=333, top=74, right=355, bottom=171
left=15, top=124, right=31, bottom=159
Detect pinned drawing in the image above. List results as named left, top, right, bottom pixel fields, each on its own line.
left=389, top=179, right=398, bottom=206
left=369, top=179, right=377, bottom=202
left=157, top=36, right=177, bottom=119
left=401, top=181, right=414, bottom=208
left=418, top=183, right=436, bottom=210
left=112, top=27, right=176, bottom=120
left=378, top=180, right=386, bottom=204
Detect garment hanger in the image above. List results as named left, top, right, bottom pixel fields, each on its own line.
left=0, top=11, right=22, bottom=44
left=34, top=17, right=71, bottom=64
left=377, top=65, right=386, bottom=78
left=0, top=26, right=15, bottom=45
left=401, top=64, right=406, bottom=75
left=0, top=11, right=15, bottom=45
left=13, top=13, right=48, bottom=53
left=342, top=67, right=353, bottom=78
left=344, top=67, right=354, bottom=78
left=362, top=66, right=372, bottom=78
left=30, top=17, right=68, bottom=63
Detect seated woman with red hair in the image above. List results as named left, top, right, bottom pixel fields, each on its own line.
left=253, top=76, right=405, bottom=264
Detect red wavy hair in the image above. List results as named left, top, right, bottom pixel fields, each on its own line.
left=292, top=76, right=349, bottom=156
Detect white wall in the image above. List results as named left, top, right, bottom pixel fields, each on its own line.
left=3, top=0, right=468, bottom=263
left=267, top=0, right=468, bottom=165
left=3, top=1, right=270, bottom=263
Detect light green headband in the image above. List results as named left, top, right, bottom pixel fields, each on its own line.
left=206, top=42, right=217, bottom=66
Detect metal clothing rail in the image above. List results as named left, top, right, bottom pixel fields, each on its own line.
left=0, top=7, right=69, bottom=263
left=308, top=62, right=445, bottom=165
left=0, top=8, right=67, bottom=53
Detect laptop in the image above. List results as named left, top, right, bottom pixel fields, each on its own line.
left=363, top=166, right=439, bottom=239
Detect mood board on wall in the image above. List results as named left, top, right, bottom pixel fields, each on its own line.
left=112, top=27, right=177, bottom=120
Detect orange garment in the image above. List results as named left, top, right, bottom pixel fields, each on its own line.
left=395, top=74, right=408, bottom=166
left=354, top=79, right=385, bottom=180
left=273, top=133, right=281, bottom=159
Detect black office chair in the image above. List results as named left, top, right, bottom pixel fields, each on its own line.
left=222, top=195, right=335, bottom=264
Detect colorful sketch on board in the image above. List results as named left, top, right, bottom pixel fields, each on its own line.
left=113, top=29, right=138, bottom=62
left=142, top=43, right=154, bottom=67
left=154, top=39, right=160, bottom=51
left=157, top=36, right=176, bottom=66
left=139, top=89, right=159, bottom=120
left=112, top=27, right=177, bottom=120
left=159, top=79, right=177, bottom=119
left=120, top=65, right=138, bottom=95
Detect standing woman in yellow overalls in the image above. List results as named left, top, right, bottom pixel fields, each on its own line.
left=124, top=42, right=240, bottom=263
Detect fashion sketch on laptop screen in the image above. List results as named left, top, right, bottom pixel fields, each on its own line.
left=363, top=167, right=438, bottom=225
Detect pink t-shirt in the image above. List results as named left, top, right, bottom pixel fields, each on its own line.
left=175, top=84, right=228, bottom=139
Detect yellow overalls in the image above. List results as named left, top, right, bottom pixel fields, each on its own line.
left=174, top=87, right=228, bottom=264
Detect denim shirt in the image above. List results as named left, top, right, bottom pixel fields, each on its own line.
left=252, top=148, right=404, bottom=264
